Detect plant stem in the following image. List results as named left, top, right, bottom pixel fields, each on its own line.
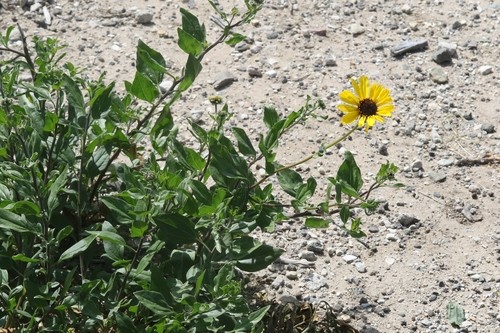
left=251, top=126, right=358, bottom=189
left=116, top=237, right=144, bottom=302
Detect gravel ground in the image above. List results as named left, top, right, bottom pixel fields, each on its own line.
left=1, top=1, right=499, bottom=332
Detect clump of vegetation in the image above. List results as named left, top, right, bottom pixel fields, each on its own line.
left=0, top=1, right=400, bottom=331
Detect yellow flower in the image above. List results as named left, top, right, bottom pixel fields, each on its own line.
left=338, top=76, right=394, bottom=131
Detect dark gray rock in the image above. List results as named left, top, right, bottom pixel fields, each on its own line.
left=432, top=47, right=453, bottom=64
left=213, top=71, right=237, bottom=90
left=481, top=123, right=495, bottom=133
left=397, top=214, right=419, bottom=228
left=135, top=11, right=153, bottom=24
left=391, top=39, right=428, bottom=56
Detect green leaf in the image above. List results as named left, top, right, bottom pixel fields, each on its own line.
left=86, top=146, right=110, bottom=178
left=86, top=230, right=126, bottom=246
left=151, top=104, right=176, bottom=155
left=305, top=217, right=329, bottom=228
left=177, top=28, right=204, bottom=56
left=155, top=213, right=196, bottom=245
left=376, top=161, right=399, bottom=183
left=47, top=167, right=68, bottom=217
left=340, top=206, right=350, bottom=224
left=263, top=106, right=279, bottom=129
left=232, top=236, right=283, bottom=272
left=172, top=140, right=205, bottom=171
left=3, top=201, right=40, bottom=216
left=178, top=55, right=202, bottom=92
left=0, top=208, right=36, bottom=233
left=115, top=313, right=139, bottom=333
left=277, top=168, right=303, bottom=197
left=63, top=74, right=85, bottom=114
left=447, top=302, right=465, bottom=327
left=190, top=180, right=212, bottom=205
left=56, top=225, right=74, bottom=244
left=128, top=71, right=159, bottom=103
left=90, top=82, right=115, bottom=118
left=43, top=111, right=59, bottom=132
left=180, top=8, right=206, bottom=43
left=282, top=110, right=301, bottom=130
left=337, top=151, right=363, bottom=192
left=134, top=291, right=171, bottom=316
left=11, top=254, right=40, bottom=263
left=346, top=218, right=366, bottom=238
left=295, top=177, right=317, bottom=203
left=136, top=40, right=166, bottom=85
left=96, top=222, right=125, bottom=261
left=232, top=127, right=256, bottom=157
left=225, top=33, right=247, bottom=47
left=209, top=138, right=250, bottom=181
left=194, top=269, right=205, bottom=298
left=58, top=234, right=98, bottom=262
left=101, top=196, right=134, bottom=224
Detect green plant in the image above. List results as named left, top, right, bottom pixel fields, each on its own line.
left=0, top=1, right=401, bottom=332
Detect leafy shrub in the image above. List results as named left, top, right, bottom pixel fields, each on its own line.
left=0, top=2, right=400, bottom=332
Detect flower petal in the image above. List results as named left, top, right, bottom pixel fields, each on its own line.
left=350, top=77, right=361, bottom=98
left=338, top=104, right=359, bottom=114
left=341, top=112, right=359, bottom=125
left=366, top=116, right=377, bottom=127
left=359, top=76, right=370, bottom=99
left=358, top=116, right=366, bottom=127
left=372, top=115, right=385, bottom=123
left=370, top=83, right=382, bottom=101
left=377, top=104, right=394, bottom=116
left=339, top=90, right=360, bottom=105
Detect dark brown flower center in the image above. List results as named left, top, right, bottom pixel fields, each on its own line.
left=358, top=98, right=378, bottom=116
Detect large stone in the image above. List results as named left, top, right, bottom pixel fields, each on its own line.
left=213, top=71, right=237, bottom=90
left=430, top=67, right=448, bottom=84
left=432, top=47, right=453, bottom=64
left=391, top=39, right=428, bottom=56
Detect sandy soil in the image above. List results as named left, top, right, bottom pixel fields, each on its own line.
left=1, top=0, right=499, bottom=332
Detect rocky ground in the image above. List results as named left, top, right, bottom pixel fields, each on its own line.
left=1, top=0, right=499, bottom=332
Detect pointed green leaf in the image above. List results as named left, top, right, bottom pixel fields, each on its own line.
left=3, top=201, right=40, bottom=216
left=11, top=254, right=40, bottom=263
left=277, top=168, right=302, bottom=197
left=128, top=71, right=159, bottom=103
left=90, top=82, right=115, bottom=118
left=43, top=111, right=59, bottom=132
left=86, top=146, right=110, bottom=178
left=134, top=291, right=171, bottom=316
left=63, top=74, right=85, bottom=114
left=232, top=127, right=256, bottom=157
left=305, top=217, right=329, bottom=228
left=47, top=167, right=68, bottom=216
left=263, top=106, right=279, bottom=129
left=136, top=40, right=166, bottom=84
left=58, top=234, right=97, bottom=262
left=177, top=28, right=204, bottom=56
left=0, top=208, right=36, bottom=233
left=337, top=151, right=363, bottom=191
left=180, top=8, right=206, bottom=43
left=178, top=55, right=202, bottom=92
left=155, top=213, right=196, bottom=245
left=340, top=206, right=350, bottom=224
left=225, top=33, right=247, bottom=47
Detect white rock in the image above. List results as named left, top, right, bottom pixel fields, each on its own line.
left=478, top=65, right=493, bottom=75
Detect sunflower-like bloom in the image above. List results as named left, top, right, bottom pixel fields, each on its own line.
left=338, top=76, right=395, bottom=132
